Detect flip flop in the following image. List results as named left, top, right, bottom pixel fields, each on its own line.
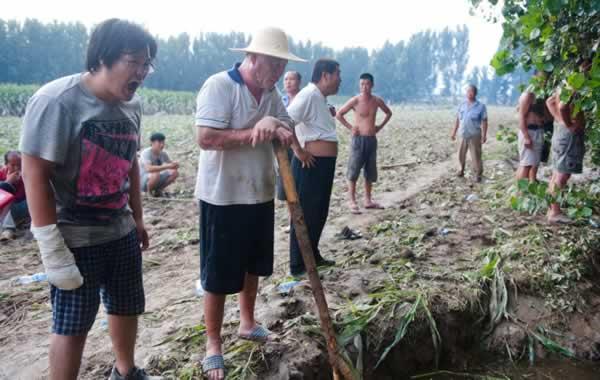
left=364, top=202, right=385, bottom=209
left=336, top=226, right=362, bottom=240
left=202, top=354, right=225, bottom=379
left=238, top=325, right=271, bottom=343
left=350, top=203, right=362, bottom=214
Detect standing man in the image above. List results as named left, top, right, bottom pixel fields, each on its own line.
left=451, top=84, right=488, bottom=183
left=19, top=19, right=157, bottom=380
left=194, top=27, right=302, bottom=380
left=287, top=59, right=341, bottom=276
left=337, top=73, right=392, bottom=214
left=139, top=132, right=179, bottom=196
left=516, top=81, right=546, bottom=182
left=545, top=59, right=590, bottom=224
left=282, top=71, right=301, bottom=107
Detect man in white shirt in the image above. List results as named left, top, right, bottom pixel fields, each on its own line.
left=287, top=59, right=341, bottom=276
left=194, top=27, right=303, bottom=380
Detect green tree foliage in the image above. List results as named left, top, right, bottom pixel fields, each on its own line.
left=470, top=0, right=600, bottom=164
left=0, top=18, right=479, bottom=104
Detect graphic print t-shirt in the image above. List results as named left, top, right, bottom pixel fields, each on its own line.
left=20, top=74, right=140, bottom=248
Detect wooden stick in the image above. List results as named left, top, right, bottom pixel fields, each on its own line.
left=273, top=143, right=355, bottom=380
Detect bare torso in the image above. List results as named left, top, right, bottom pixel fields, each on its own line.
left=353, top=95, right=380, bottom=136
left=523, top=94, right=546, bottom=126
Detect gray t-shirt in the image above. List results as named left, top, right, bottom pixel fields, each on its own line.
left=139, top=147, right=171, bottom=178
left=19, top=73, right=140, bottom=248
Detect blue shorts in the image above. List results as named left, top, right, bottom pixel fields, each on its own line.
left=51, top=229, right=145, bottom=336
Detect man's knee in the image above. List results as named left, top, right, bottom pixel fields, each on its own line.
left=555, top=172, right=571, bottom=186
left=169, top=169, right=179, bottom=180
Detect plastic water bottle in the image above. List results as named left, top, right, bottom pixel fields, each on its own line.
left=195, top=280, right=205, bottom=297
left=465, top=194, right=479, bottom=202
left=17, top=272, right=48, bottom=284
left=277, top=280, right=301, bottom=295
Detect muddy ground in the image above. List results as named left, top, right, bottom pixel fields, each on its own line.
left=0, top=106, right=599, bottom=379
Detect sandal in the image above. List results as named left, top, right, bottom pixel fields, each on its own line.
left=202, top=354, right=225, bottom=379
left=238, top=325, right=271, bottom=343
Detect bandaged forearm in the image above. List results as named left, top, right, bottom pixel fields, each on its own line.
left=31, top=224, right=83, bottom=290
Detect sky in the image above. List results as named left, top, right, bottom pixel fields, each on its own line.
left=3, top=0, right=503, bottom=71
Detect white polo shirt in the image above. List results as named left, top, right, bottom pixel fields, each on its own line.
left=194, top=64, right=293, bottom=205
left=287, top=83, right=337, bottom=147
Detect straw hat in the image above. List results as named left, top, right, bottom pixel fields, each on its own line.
left=230, top=27, right=306, bottom=62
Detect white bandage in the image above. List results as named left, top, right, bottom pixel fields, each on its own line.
left=31, top=224, right=83, bottom=290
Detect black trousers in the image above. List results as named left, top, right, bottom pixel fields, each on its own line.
left=289, top=156, right=336, bottom=275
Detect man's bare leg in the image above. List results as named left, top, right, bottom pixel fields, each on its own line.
left=108, top=315, right=138, bottom=376
left=529, top=166, right=538, bottom=183
left=348, top=180, right=361, bottom=213
left=162, top=169, right=179, bottom=190
left=146, top=172, right=160, bottom=193
left=204, top=292, right=226, bottom=380
left=49, top=334, right=87, bottom=380
left=238, top=273, right=259, bottom=335
left=516, top=166, right=530, bottom=181
left=548, top=171, right=571, bottom=222
left=364, top=181, right=383, bottom=209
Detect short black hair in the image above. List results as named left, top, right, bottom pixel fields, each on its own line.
left=467, top=84, right=478, bottom=96
left=311, top=59, right=339, bottom=84
left=4, top=151, right=20, bottom=164
left=360, top=73, right=374, bottom=84
left=86, top=18, right=157, bottom=72
left=150, top=132, right=166, bottom=142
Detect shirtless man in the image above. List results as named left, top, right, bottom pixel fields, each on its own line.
left=337, top=73, right=392, bottom=214
left=545, top=59, right=590, bottom=224
left=516, top=82, right=546, bottom=182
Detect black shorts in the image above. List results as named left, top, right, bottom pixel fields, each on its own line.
left=199, top=200, right=274, bottom=294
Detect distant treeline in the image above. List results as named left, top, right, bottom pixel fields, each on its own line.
left=0, top=19, right=529, bottom=105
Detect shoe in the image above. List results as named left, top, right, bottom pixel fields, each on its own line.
left=290, top=267, right=306, bottom=278
left=316, top=255, right=336, bottom=268
left=109, top=366, right=162, bottom=380
left=0, top=230, right=16, bottom=241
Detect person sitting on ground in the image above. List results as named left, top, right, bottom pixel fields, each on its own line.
left=0, top=151, right=29, bottom=240
left=516, top=72, right=548, bottom=183
left=337, top=73, right=393, bottom=214
left=451, top=84, right=488, bottom=183
left=545, top=59, right=591, bottom=224
left=140, top=132, right=178, bottom=196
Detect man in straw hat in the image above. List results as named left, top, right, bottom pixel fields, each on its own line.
left=194, top=27, right=305, bottom=379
